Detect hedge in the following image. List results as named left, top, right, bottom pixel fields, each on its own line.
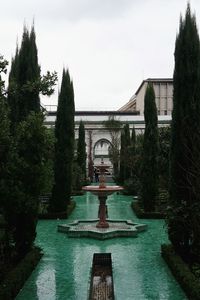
left=131, top=201, right=165, bottom=219
left=161, top=244, right=200, bottom=300
left=0, top=246, right=43, bottom=300
left=39, top=200, right=76, bottom=219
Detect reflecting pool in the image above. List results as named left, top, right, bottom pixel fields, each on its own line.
left=16, top=192, right=187, bottom=300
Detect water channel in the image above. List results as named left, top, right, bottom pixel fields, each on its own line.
left=16, top=191, right=187, bottom=300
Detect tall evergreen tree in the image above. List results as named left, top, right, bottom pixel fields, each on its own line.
left=3, top=113, right=47, bottom=258
left=0, top=98, right=10, bottom=211
left=0, top=57, right=10, bottom=212
left=77, top=120, right=86, bottom=179
left=103, top=116, right=121, bottom=177
left=119, top=131, right=125, bottom=183
left=130, top=125, right=136, bottom=176
left=131, top=125, right=136, bottom=151
left=124, top=123, right=131, bottom=180
left=18, top=26, right=40, bottom=117
left=168, top=4, right=200, bottom=260
left=50, top=69, right=75, bottom=212
left=141, top=83, right=158, bottom=212
left=7, top=47, right=19, bottom=126
left=88, top=130, right=94, bottom=182
left=5, top=27, right=57, bottom=258
left=7, top=25, right=40, bottom=125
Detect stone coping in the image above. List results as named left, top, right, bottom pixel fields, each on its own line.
left=58, top=219, right=147, bottom=240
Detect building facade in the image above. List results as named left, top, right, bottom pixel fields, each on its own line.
left=119, top=78, right=173, bottom=115
left=44, top=78, right=172, bottom=172
left=44, top=110, right=171, bottom=173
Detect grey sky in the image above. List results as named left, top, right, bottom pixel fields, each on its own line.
left=1, top=0, right=200, bottom=110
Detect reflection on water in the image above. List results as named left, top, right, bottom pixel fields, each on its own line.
left=36, top=265, right=56, bottom=300
left=16, top=193, right=187, bottom=300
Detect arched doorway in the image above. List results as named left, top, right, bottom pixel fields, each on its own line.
left=93, top=139, right=112, bottom=174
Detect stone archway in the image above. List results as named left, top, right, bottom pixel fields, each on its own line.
left=93, top=138, right=113, bottom=173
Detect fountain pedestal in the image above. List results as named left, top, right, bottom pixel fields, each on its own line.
left=82, top=185, right=123, bottom=229
left=97, top=194, right=109, bottom=228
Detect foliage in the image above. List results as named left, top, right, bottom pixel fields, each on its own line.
left=129, top=125, right=136, bottom=178
left=77, top=120, right=86, bottom=180
left=87, top=130, right=94, bottom=182
left=0, top=55, right=8, bottom=74
left=0, top=27, right=57, bottom=272
left=0, top=58, right=12, bottom=268
left=161, top=244, right=200, bottom=300
left=123, top=124, right=131, bottom=179
left=121, top=131, right=143, bottom=193
left=1, top=26, right=57, bottom=260
left=140, top=83, right=159, bottom=212
left=3, top=113, right=48, bottom=258
left=103, top=116, right=122, bottom=176
left=72, top=162, right=84, bottom=192
left=39, top=200, right=76, bottom=220
left=191, top=263, right=200, bottom=279
left=123, top=178, right=137, bottom=195
left=7, top=26, right=57, bottom=126
left=0, top=55, right=8, bottom=96
left=118, top=124, right=132, bottom=183
left=119, top=131, right=125, bottom=183
left=158, top=126, right=171, bottom=189
left=50, top=69, right=75, bottom=212
left=133, top=133, right=144, bottom=193
left=132, top=201, right=165, bottom=219
left=168, top=4, right=200, bottom=261
left=130, top=125, right=136, bottom=158
left=0, top=246, right=43, bottom=299
left=0, top=100, right=11, bottom=210
left=40, top=128, right=55, bottom=195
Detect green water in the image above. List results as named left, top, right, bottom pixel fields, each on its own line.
left=16, top=192, right=187, bottom=300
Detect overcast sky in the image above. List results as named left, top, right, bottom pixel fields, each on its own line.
left=1, top=0, right=200, bottom=110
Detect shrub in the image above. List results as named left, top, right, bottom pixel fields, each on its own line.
left=132, top=201, right=165, bottom=219
left=39, top=200, right=76, bottom=219
left=161, top=244, right=200, bottom=300
left=0, top=246, right=43, bottom=299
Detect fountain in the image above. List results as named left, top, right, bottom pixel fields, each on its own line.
left=58, top=159, right=147, bottom=239
left=83, top=159, right=123, bottom=228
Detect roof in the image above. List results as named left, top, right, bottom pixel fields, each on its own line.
left=118, top=96, right=136, bottom=112
left=135, top=78, right=173, bottom=95
left=118, top=78, right=173, bottom=112
left=48, top=110, right=140, bottom=116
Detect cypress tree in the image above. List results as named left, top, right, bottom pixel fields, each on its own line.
left=50, top=69, right=75, bottom=212
left=0, top=98, right=10, bottom=209
left=88, top=131, right=94, bottom=182
left=0, top=57, right=10, bottom=211
left=124, top=123, right=131, bottom=180
left=131, top=125, right=136, bottom=152
left=103, top=116, right=121, bottom=177
left=119, top=131, right=125, bottom=183
left=130, top=125, right=136, bottom=177
left=141, top=83, right=158, bottom=212
left=5, top=113, right=47, bottom=258
left=4, top=27, right=56, bottom=258
left=77, top=120, right=86, bottom=179
left=168, top=4, right=200, bottom=260
left=18, top=26, right=40, bottom=117
left=7, top=25, right=40, bottom=125
left=7, top=47, right=19, bottom=127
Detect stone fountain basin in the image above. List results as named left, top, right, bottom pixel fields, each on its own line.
left=58, top=219, right=147, bottom=240
left=82, top=185, right=123, bottom=196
